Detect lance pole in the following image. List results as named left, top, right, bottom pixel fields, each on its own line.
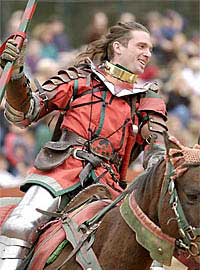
left=0, top=0, right=38, bottom=104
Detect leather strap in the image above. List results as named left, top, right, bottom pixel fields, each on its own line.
left=61, top=130, right=122, bottom=166
left=58, top=218, right=102, bottom=269
left=60, top=130, right=88, bottom=146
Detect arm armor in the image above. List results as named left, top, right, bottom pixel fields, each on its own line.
left=140, top=112, right=168, bottom=169
left=4, top=66, right=83, bottom=128
left=140, top=112, right=168, bottom=144
left=4, top=73, right=40, bottom=128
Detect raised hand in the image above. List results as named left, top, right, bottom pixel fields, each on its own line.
left=0, top=38, right=27, bottom=75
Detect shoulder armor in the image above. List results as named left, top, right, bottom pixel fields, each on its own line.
left=148, top=81, right=159, bottom=93
left=41, top=67, right=81, bottom=92
left=139, top=81, right=161, bottom=100
left=36, top=66, right=91, bottom=101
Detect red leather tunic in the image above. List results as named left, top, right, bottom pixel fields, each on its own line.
left=22, top=68, right=166, bottom=199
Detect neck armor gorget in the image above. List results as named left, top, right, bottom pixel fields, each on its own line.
left=86, top=58, right=157, bottom=97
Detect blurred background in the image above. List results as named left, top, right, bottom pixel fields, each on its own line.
left=0, top=0, right=200, bottom=191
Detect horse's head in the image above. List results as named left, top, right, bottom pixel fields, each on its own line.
left=158, top=132, right=200, bottom=258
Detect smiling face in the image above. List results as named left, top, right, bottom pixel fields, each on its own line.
left=111, top=30, right=153, bottom=75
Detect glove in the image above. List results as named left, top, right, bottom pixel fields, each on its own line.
left=0, top=38, right=26, bottom=77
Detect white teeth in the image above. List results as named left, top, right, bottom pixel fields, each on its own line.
left=139, top=60, right=145, bottom=66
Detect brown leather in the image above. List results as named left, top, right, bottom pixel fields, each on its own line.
left=34, top=131, right=102, bottom=171
left=61, top=130, right=87, bottom=146
left=6, top=75, right=31, bottom=113
left=34, top=130, right=121, bottom=175
left=141, top=113, right=168, bottom=144
left=61, top=130, right=122, bottom=166
left=63, top=184, right=112, bottom=213
left=34, top=141, right=74, bottom=171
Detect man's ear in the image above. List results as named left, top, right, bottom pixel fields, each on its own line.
left=112, top=41, right=122, bottom=55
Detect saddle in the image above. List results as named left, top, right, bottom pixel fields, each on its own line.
left=28, top=184, right=113, bottom=270
left=0, top=184, right=113, bottom=270
left=62, top=183, right=112, bottom=213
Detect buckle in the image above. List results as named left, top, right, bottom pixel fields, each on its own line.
left=71, top=148, right=85, bottom=161
left=185, top=226, right=198, bottom=241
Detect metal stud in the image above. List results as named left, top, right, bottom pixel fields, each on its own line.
left=158, top=247, right=163, bottom=254
left=132, top=124, right=138, bottom=134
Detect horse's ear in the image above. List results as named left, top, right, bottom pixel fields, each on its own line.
left=163, top=131, right=182, bottom=155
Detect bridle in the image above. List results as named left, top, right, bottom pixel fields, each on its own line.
left=158, top=137, right=200, bottom=257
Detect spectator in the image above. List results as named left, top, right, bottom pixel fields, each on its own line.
left=165, top=73, right=192, bottom=128
left=119, top=12, right=136, bottom=23
left=3, top=125, right=35, bottom=176
left=32, top=23, right=58, bottom=60
left=47, top=16, right=71, bottom=52
left=0, top=152, right=23, bottom=188
left=161, top=9, right=184, bottom=41
left=85, top=11, right=108, bottom=43
left=25, top=39, right=42, bottom=75
left=182, top=56, right=200, bottom=95
left=4, top=10, right=23, bottom=38
left=32, top=58, right=60, bottom=88
left=166, top=114, right=194, bottom=146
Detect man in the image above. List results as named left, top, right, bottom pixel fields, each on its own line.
left=0, top=21, right=167, bottom=269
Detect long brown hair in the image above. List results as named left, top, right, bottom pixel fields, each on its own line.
left=75, top=21, right=149, bottom=65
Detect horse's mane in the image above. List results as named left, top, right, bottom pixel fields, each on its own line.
left=130, top=157, right=165, bottom=197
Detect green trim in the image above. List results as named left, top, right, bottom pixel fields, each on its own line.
left=158, top=161, right=174, bottom=216
left=23, top=173, right=62, bottom=191
left=120, top=195, right=175, bottom=266
left=46, top=240, right=69, bottom=265
left=144, top=90, right=162, bottom=98
left=21, top=173, right=82, bottom=197
left=73, top=79, right=79, bottom=98
left=90, top=169, right=99, bottom=182
left=94, top=90, right=107, bottom=136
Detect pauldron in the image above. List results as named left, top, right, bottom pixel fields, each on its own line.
left=39, top=67, right=86, bottom=95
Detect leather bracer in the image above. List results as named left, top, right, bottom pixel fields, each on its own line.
left=4, top=74, right=40, bottom=128
left=140, top=112, right=168, bottom=144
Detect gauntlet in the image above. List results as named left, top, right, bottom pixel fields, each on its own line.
left=0, top=38, right=26, bottom=78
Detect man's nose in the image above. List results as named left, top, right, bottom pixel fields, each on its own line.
left=144, top=48, right=152, bottom=58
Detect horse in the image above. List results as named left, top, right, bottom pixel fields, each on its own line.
left=0, top=133, right=200, bottom=270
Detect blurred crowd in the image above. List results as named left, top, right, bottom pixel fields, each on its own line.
left=0, top=8, right=200, bottom=185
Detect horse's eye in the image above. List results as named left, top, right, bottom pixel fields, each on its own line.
left=186, top=192, right=200, bottom=204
